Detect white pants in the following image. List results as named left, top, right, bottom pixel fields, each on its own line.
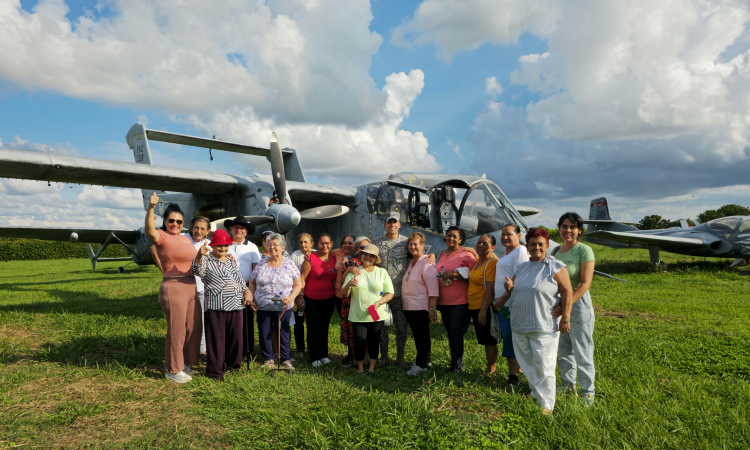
left=512, top=330, right=560, bottom=411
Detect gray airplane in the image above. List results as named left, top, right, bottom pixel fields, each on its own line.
left=585, top=197, right=750, bottom=266
left=0, top=123, right=541, bottom=271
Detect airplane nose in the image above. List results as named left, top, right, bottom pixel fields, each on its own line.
left=266, top=203, right=301, bottom=233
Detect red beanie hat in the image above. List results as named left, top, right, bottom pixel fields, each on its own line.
left=210, top=229, right=233, bottom=247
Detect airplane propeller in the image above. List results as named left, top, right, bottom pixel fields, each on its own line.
left=209, top=134, right=349, bottom=235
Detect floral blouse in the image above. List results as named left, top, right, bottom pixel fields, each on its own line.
left=251, top=258, right=301, bottom=312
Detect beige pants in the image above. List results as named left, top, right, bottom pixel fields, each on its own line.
left=159, top=278, right=201, bottom=373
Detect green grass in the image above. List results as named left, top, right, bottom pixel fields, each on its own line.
left=1, top=245, right=749, bottom=448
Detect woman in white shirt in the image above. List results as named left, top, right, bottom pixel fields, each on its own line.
left=493, top=224, right=530, bottom=388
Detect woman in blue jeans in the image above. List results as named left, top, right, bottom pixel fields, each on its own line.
left=552, top=212, right=596, bottom=406
left=492, top=224, right=529, bottom=387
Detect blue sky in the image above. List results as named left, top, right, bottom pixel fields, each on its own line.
left=1, top=0, right=750, bottom=229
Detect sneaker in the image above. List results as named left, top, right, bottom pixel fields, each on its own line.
left=341, top=355, right=353, bottom=368
left=183, top=365, right=197, bottom=376
left=321, top=357, right=331, bottom=365
left=508, top=375, right=519, bottom=388
left=312, top=359, right=323, bottom=367
left=261, top=359, right=276, bottom=369
left=165, top=371, right=191, bottom=384
left=583, top=394, right=594, bottom=407
left=541, top=408, right=553, bottom=416
left=282, top=360, right=295, bottom=371
left=406, top=364, right=425, bottom=376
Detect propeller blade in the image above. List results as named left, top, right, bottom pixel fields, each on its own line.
left=269, top=140, right=286, bottom=204
left=299, top=205, right=350, bottom=220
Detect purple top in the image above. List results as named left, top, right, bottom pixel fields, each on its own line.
left=251, top=258, right=300, bottom=311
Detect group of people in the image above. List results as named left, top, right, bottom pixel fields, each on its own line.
left=146, top=192, right=596, bottom=414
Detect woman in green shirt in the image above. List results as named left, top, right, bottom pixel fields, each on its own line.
left=343, top=244, right=394, bottom=377
left=553, top=212, right=596, bottom=406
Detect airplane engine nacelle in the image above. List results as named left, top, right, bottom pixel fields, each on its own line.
left=266, top=203, right=301, bottom=233
left=707, top=238, right=732, bottom=255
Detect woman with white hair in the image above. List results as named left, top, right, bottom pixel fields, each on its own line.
left=247, top=233, right=303, bottom=370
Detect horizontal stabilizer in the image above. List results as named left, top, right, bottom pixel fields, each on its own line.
left=514, top=205, right=540, bottom=217
left=585, top=230, right=704, bottom=248
left=146, top=129, right=292, bottom=158
left=0, top=149, right=238, bottom=194
left=0, top=227, right=139, bottom=243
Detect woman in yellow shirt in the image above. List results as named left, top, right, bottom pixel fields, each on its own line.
left=469, top=234, right=499, bottom=375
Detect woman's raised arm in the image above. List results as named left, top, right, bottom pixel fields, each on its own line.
left=145, top=192, right=161, bottom=245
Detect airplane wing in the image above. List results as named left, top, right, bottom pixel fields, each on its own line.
left=0, top=149, right=238, bottom=194
left=287, top=181, right=358, bottom=205
left=0, top=226, right=139, bottom=243
left=584, top=230, right=704, bottom=248
left=513, top=205, right=540, bottom=217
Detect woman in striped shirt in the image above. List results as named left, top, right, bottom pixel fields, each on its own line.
left=501, top=228, right=573, bottom=415
left=192, top=229, right=251, bottom=381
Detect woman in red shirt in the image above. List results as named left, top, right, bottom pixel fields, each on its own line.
left=436, top=226, right=477, bottom=373
left=300, top=233, right=338, bottom=367
left=145, top=193, right=201, bottom=384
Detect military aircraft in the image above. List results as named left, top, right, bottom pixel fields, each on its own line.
left=585, top=197, right=750, bottom=266
left=0, top=123, right=542, bottom=272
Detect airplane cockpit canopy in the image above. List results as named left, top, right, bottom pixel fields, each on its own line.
left=368, top=173, right=527, bottom=237
left=707, top=216, right=750, bottom=233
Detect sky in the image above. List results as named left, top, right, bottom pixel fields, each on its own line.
left=1, top=0, right=749, bottom=230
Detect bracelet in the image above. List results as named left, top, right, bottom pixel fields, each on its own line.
left=561, top=319, right=570, bottom=324
left=429, top=308, right=437, bottom=312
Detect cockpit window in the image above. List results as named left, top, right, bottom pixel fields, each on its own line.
left=737, top=218, right=750, bottom=233
left=374, top=184, right=410, bottom=222
left=707, top=216, right=743, bottom=232
left=458, top=184, right=511, bottom=238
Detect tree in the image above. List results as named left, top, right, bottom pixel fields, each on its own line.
left=638, top=216, right=696, bottom=230
left=697, top=205, right=750, bottom=223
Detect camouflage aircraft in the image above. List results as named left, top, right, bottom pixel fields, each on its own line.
left=585, top=197, right=750, bottom=266
left=0, top=123, right=541, bottom=272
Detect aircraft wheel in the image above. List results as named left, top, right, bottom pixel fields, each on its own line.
left=118, top=267, right=125, bottom=274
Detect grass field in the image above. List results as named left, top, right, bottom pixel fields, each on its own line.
left=1, top=244, right=749, bottom=449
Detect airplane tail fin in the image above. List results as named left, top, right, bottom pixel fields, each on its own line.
left=126, top=123, right=165, bottom=211
left=589, top=197, right=611, bottom=221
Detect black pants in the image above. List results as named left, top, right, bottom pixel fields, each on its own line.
left=205, top=309, right=244, bottom=381
left=304, top=295, right=335, bottom=363
left=352, top=321, right=384, bottom=361
left=246, top=307, right=255, bottom=355
left=404, top=310, right=431, bottom=369
left=257, top=309, right=292, bottom=362
left=294, top=310, right=305, bottom=354
left=438, top=304, right=471, bottom=370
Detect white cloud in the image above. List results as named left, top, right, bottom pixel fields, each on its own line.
left=518, top=52, right=549, bottom=63
left=484, top=76, right=502, bottom=98
left=185, top=69, right=442, bottom=181
left=446, top=138, right=463, bottom=161
left=76, top=186, right=144, bottom=210
left=391, top=0, right=559, bottom=58
left=0, top=0, right=384, bottom=126
left=0, top=134, right=78, bottom=155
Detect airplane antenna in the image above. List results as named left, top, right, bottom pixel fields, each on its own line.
left=209, top=135, right=215, bottom=161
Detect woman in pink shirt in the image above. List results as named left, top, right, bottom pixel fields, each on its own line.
left=436, top=226, right=477, bottom=373
left=300, top=233, right=338, bottom=367
left=401, top=232, right=440, bottom=376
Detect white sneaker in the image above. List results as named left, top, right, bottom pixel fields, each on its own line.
left=165, top=371, right=192, bottom=384
left=261, top=359, right=276, bottom=369
left=183, top=365, right=197, bottom=375
left=321, top=357, right=331, bottom=365
left=406, top=364, right=425, bottom=376
left=312, top=359, right=323, bottom=367
left=282, top=360, right=296, bottom=371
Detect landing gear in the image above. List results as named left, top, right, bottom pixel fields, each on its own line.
left=118, top=262, right=135, bottom=273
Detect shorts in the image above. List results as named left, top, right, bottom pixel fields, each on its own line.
left=469, top=308, right=497, bottom=346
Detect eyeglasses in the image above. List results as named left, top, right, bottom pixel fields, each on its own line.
left=168, top=219, right=184, bottom=225
left=359, top=245, right=367, bottom=249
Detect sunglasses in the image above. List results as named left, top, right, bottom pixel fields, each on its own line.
left=359, top=245, right=367, bottom=249
left=168, top=219, right=184, bottom=225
